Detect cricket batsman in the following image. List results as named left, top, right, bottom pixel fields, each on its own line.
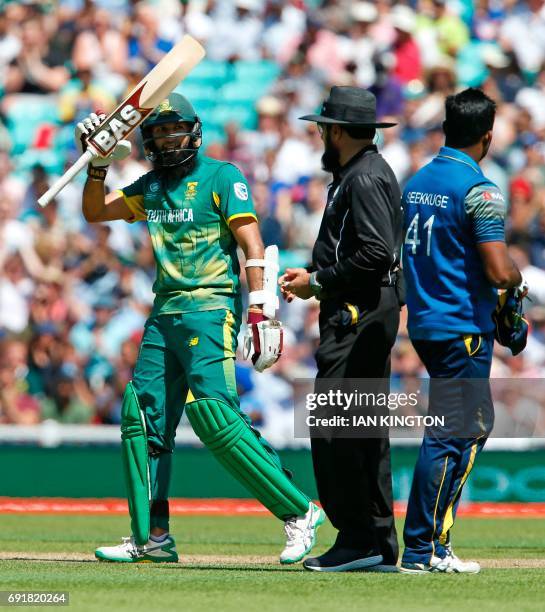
left=77, top=93, right=324, bottom=563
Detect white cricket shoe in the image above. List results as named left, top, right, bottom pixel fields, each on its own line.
left=441, top=541, right=481, bottom=573
left=401, top=549, right=480, bottom=574
left=279, top=502, right=326, bottom=565
left=95, top=535, right=179, bottom=563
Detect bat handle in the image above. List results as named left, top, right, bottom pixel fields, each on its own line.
left=38, top=149, right=95, bottom=207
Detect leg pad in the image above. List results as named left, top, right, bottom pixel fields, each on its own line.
left=121, top=382, right=150, bottom=546
left=185, top=397, right=309, bottom=520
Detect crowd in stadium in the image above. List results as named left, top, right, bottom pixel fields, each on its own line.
left=1, top=0, right=545, bottom=430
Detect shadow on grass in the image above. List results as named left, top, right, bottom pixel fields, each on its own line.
left=0, top=558, right=400, bottom=573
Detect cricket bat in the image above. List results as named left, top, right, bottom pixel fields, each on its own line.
left=38, top=35, right=205, bottom=207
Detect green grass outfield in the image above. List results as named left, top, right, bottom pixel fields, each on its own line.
left=1, top=515, right=545, bottom=612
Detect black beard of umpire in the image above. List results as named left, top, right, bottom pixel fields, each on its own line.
left=281, top=87, right=404, bottom=572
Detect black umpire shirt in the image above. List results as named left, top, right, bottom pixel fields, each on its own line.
left=312, top=144, right=402, bottom=303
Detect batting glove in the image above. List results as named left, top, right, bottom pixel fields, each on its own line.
left=75, top=112, right=131, bottom=167
left=492, top=287, right=529, bottom=356
left=243, top=308, right=283, bottom=373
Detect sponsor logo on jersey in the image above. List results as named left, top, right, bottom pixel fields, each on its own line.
left=185, top=182, right=198, bottom=200
left=482, top=190, right=504, bottom=202
left=150, top=182, right=160, bottom=193
left=188, top=336, right=199, bottom=347
left=147, top=209, right=194, bottom=223
left=234, top=182, right=248, bottom=201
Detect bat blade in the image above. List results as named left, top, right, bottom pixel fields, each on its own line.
left=37, top=35, right=205, bottom=207
left=87, top=35, right=205, bottom=157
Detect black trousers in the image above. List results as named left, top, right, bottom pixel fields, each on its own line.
left=311, top=286, right=400, bottom=564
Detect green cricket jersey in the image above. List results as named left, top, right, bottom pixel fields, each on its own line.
left=118, top=154, right=257, bottom=316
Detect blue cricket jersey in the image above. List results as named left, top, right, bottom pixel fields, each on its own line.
left=402, top=147, right=506, bottom=340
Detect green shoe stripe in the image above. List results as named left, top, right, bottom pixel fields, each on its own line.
left=95, top=538, right=179, bottom=563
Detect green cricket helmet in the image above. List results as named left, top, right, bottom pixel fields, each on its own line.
left=140, top=93, right=202, bottom=168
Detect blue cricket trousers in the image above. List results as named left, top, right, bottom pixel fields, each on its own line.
left=402, top=332, right=495, bottom=564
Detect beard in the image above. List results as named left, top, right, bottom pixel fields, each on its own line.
left=321, top=131, right=341, bottom=173
left=154, top=149, right=197, bottom=180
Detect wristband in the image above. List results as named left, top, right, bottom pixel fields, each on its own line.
left=87, top=164, right=108, bottom=180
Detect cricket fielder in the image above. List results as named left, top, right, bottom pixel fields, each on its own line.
left=400, top=88, right=527, bottom=573
left=78, top=93, right=324, bottom=563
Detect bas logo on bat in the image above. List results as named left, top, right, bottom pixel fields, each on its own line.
left=37, top=35, right=205, bottom=208
left=88, top=85, right=152, bottom=156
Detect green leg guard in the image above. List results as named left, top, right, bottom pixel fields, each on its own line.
left=121, top=382, right=150, bottom=546
left=185, top=397, right=310, bottom=520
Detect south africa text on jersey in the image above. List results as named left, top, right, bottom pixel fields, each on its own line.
left=147, top=209, right=194, bottom=223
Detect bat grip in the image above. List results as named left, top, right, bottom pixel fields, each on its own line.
left=37, top=149, right=95, bottom=207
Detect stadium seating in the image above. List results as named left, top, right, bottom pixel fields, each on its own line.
left=182, top=59, right=232, bottom=88
left=174, top=60, right=281, bottom=139
left=234, top=60, right=281, bottom=84
left=212, top=104, right=257, bottom=131
left=5, top=95, right=59, bottom=156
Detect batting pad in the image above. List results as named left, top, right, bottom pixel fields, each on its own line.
left=121, top=382, right=150, bottom=546
left=185, top=398, right=309, bottom=520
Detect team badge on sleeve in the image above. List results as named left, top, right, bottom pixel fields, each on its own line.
left=234, top=182, right=248, bottom=200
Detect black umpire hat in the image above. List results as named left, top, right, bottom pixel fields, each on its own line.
left=299, top=86, right=397, bottom=128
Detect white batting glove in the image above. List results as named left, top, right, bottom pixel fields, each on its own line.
left=243, top=308, right=283, bottom=373
left=75, top=112, right=131, bottom=167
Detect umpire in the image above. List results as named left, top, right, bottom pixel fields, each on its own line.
left=280, top=86, right=403, bottom=571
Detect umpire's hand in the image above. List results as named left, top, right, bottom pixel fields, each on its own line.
left=279, top=268, right=313, bottom=301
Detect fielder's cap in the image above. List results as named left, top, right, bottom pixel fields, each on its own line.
left=299, top=86, right=397, bottom=128
left=350, top=2, right=378, bottom=23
